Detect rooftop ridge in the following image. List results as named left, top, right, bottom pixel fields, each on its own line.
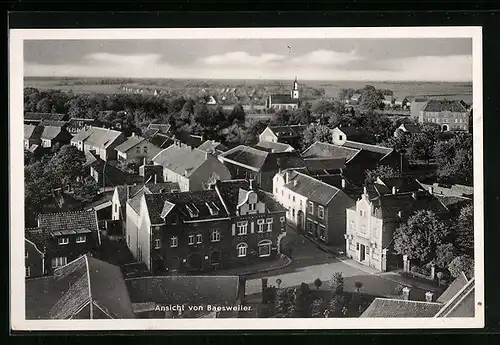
left=293, top=170, right=340, bottom=192
left=344, top=140, right=393, bottom=151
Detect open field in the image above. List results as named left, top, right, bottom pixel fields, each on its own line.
left=24, top=77, right=472, bottom=103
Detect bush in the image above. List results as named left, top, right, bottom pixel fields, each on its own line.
left=354, top=281, right=363, bottom=292
left=448, top=255, right=474, bottom=279
left=314, top=278, right=323, bottom=290
left=393, top=284, right=406, bottom=296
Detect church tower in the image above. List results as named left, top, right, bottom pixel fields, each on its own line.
left=291, top=77, right=299, bottom=99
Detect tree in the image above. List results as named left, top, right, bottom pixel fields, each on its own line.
left=435, top=243, right=457, bottom=269
left=448, top=255, right=474, bottom=279
left=228, top=103, right=246, bottom=124
left=48, top=145, right=87, bottom=189
left=364, top=165, right=401, bottom=185
left=433, top=133, right=473, bottom=185
left=393, top=210, right=450, bottom=265
left=301, top=124, right=332, bottom=149
left=25, top=158, right=53, bottom=212
left=354, top=281, right=363, bottom=293
left=311, top=298, right=324, bottom=318
left=455, top=205, right=474, bottom=256
left=330, top=272, right=344, bottom=295
left=294, top=283, right=313, bottom=318
left=360, top=85, right=383, bottom=111
left=275, top=288, right=295, bottom=317
left=314, top=278, right=323, bottom=290
left=72, top=176, right=99, bottom=204
left=338, top=88, right=356, bottom=103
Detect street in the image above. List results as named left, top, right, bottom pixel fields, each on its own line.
left=245, top=226, right=442, bottom=301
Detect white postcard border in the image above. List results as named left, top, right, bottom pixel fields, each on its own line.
left=10, top=26, right=484, bottom=330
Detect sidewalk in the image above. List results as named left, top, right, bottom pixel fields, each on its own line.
left=205, top=255, right=292, bottom=277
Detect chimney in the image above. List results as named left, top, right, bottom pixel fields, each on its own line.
left=293, top=180, right=298, bottom=187
left=285, top=171, right=290, bottom=184
left=143, top=157, right=146, bottom=166
left=341, top=178, right=346, bottom=189
left=154, top=174, right=157, bottom=184
left=425, top=291, right=434, bottom=302
left=412, top=192, right=417, bottom=200
left=428, top=186, right=433, bottom=195
left=402, top=287, right=410, bottom=300
left=132, top=132, right=135, bottom=137
left=205, top=151, right=208, bottom=160
left=392, top=186, right=397, bottom=195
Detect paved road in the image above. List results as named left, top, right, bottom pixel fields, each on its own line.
left=245, top=226, right=440, bottom=300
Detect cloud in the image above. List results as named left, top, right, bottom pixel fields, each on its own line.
left=199, top=51, right=285, bottom=66
left=290, top=49, right=361, bottom=65
left=85, top=52, right=163, bottom=66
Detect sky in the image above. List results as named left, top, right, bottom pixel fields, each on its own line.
left=24, top=38, right=473, bottom=82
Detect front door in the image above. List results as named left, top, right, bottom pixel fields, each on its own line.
left=297, top=210, right=304, bottom=233
left=359, top=244, right=366, bottom=261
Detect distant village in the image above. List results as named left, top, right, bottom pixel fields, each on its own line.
left=23, top=78, right=474, bottom=319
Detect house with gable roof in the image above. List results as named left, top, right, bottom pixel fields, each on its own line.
left=70, top=126, right=126, bottom=161
left=419, top=99, right=470, bottom=132
left=25, top=255, right=135, bottom=319
left=345, top=184, right=449, bottom=272
left=258, top=124, right=307, bottom=149
left=24, top=124, right=44, bottom=150
left=273, top=170, right=355, bottom=245
left=39, top=124, right=72, bottom=148
left=152, top=142, right=232, bottom=192
left=24, top=210, right=101, bottom=276
left=361, top=272, right=475, bottom=318
left=114, top=133, right=163, bottom=164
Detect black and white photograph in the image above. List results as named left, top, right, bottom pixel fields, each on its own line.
left=10, top=27, right=483, bottom=330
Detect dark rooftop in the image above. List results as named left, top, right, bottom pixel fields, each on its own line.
left=422, top=99, right=468, bottom=113
left=360, top=298, right=442, bottom=318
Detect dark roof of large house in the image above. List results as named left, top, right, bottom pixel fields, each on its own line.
left=125, top=275, right=240, bottom=306
left=152, top=144, right=223, bottom=178
left=215, top=179, right=286, bottom=214
left=28, top=144, right=42, bottom=154
left=422, top=99, right=468, bottom=113
left=25, top=255, right=134, bottom=319
left=115, top=135, right=146, bottom=153
left=370, top=190, right=449, bottom=220
left=269, top=94, right=300, bottom=104
left=148, top=133, right=175, bottom=149
left=24, top=112, right=68, bottom=122
left=275, top=151, right=307, bottom=171
left=373, top=176, right=423, bottom=195
left=174, top=130, right=204, bottom=148
left=219, top=145, right=278, bottom=172
left=71, top=127, right=123, bottom=148
left=255, top=140, right=294, bottom=153
left=302, top=141, right=360, bottom=161
left=25, top=227, right=52, bottom=252
left=126, top=182, right=181, bottom=214
left=398, top=123, right=422, bottom=133
left=284, top=170, right=343, bottom=206
left=37, top=210, right=99, bottom=237
left=417, top=181, right=474, bottom=198
left=303, top=158, right=346, bottom=174
left=267, top=125, right=307, bottom=138
left=147, top=123, right=172, bottom=134
left=144, top=190, right=229, bottom=224
left=24, top=124, right=44, bottom=140
left=437, top=272, right=469, bottom=304
left=360, top=298, right=443, bottom=318
left=335, top=126, right=366, bottom=138
left=41, top=125, right=64, bottom=140
left=142, top=128, right=160, bottom=139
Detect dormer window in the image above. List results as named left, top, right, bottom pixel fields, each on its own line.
left=205, top=201, right=220, bottom=216
left=186, top=204, right=199, bottom=218
left=248, top=203, right=256, bottom=211
left=58, top=238, right=69, bottom=245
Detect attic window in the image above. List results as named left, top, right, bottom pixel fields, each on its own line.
left=206, top=201, right=220, bottom=216
left=186, top=204, right=200, bottom=218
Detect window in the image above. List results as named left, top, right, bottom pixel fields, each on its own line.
left=319, top=225, right=326, bottom=241
left=188, top=235, right=195, bottom=245
left=292, top=195, right=295, bottom=202
left=170, top=236, right=178, bottom=248
left=237, top=243, right=248, bottom=257
left=237, top=221, right=248, bottom=235
left=356, top=243, right=359, bottom=250
left=114, top=204, right=118, bottom=213
left=339, top=135, right=343, bottom=141
left=258, top=240, right=272, bottom=257
left=144, top=146, right=148, bottom=154
left=196, top=234, right=202, bottom=244
left=25, top=251, right=28, bottom=259
left=266, top=218, right=273, bottom=232
left=249, top=203, right=256, bottom=211
left=300, top=200, right=302, bottom=207
left=292, top=209, right=295, bottom=217
left=25, top=266, right=30, bottom=278
left=210, top=229, right=221, bottom=242
left=58, top=238, right=69, bottom=245
left=318, top=206, right=324, bottom=219
left=154, top=238, right=162, bottom=249
left=308, top=201, right=314, bottom=215
left=76, top=235, right=86, bottom=243
left=136, top=147, right=140, bottom=153
left=359, top=209, right=365, bottom=217
left=350, top=220, right=355, bottom=230
left=257, top=219, right=265, bottom=233
left=52, top=257, right=67, bottom=268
